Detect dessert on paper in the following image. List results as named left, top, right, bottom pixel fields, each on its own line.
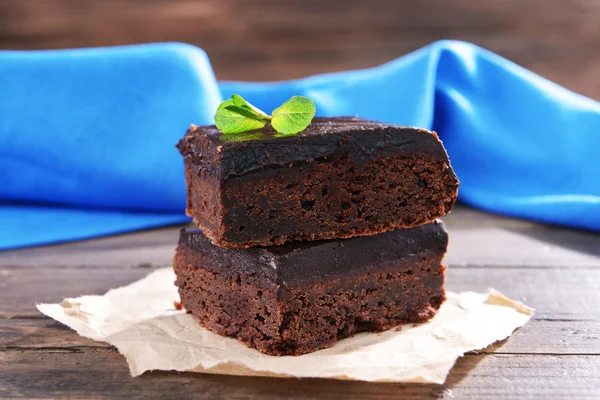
left=37, top=108, right=531, bottom=384
left=38, top=267, right=533, bottom=384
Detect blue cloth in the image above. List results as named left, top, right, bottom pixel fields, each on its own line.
left=1, top=40, right=599, bottom=249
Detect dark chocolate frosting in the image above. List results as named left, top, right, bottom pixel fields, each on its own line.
left=178, top=220, right=448, bottom=291
left=176, top=117, right=452, bottom=180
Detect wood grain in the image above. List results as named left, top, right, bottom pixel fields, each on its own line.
left=0, top=319, right=110, bottom=349
left=3, top=318, right=599, bottom=356
left=0, top=0, right=598, bottom=100
left=2, top=351, right=599, bottom=399
left=0, top=225, right=186, bottom=269
left=0, top=266, right=151, bottom=318
left=1, top=206, right=600, bottom=398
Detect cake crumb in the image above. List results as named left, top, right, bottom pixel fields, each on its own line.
left=189, top=124, right=198, bottom=132
left=174, top=301, right=184, bottom=311
left=395, top=325, right=403, bottom=332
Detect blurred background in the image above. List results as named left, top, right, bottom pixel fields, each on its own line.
left=0, top=0, right=598, bottom=100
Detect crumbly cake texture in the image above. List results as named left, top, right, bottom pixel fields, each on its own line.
left=173, top=220, right=448, bottom=356
left=176, top=117, right=459, bottom=248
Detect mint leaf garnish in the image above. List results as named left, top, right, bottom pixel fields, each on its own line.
left=231, top=94, right=271, bottom=120
left=223, top=105, right=265, bottom=120
left=271, top=96, right=317, bottom=134
left=231, top=94, right=246, bottom=107
left=214, top=95, right=316, bottom=135
left=214, top=99, right=268, bottom=134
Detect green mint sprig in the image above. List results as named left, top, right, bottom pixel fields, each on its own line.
left=214, top=94, right=316, bottom=135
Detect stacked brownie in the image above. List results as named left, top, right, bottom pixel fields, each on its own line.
left=174, top=117, right=459, bottom=356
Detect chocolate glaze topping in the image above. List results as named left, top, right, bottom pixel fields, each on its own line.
left=176, top=117, right=452, bottom=180
left=178, top=220, right=448, bottom=291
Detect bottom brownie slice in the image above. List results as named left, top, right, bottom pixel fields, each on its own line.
left=173, top=220, right=448, bottom=356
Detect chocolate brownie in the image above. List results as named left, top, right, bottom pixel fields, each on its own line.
left=173, top=220, right=448, bottom=356
left=176, top=117, right=459, bottom=248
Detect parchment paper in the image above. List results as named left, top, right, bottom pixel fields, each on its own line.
left=37, top=267, right=532, bottom=384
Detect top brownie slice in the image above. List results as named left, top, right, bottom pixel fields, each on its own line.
left=177, top=117, right=459, bottom=248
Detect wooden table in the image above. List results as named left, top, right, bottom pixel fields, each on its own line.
left=1, top=205, right=599, bottom=399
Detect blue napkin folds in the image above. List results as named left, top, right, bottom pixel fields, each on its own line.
left=1, top=40, right=598, bottom=249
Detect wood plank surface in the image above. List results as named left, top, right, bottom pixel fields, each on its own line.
left=0, top=226, right=184, bottom=269
left=3, top=318, right=599, bottom=356
left=0, top=0, right=599, bottom=101
left=0, top=267, right=151, bottom=318
left=1, top=205, right=600, bottom=398
left=2, top=351, right=599, bottom=399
